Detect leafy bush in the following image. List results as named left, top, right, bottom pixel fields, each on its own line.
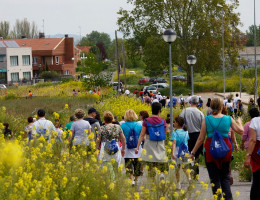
left=39, top=71, right=60, bottom=80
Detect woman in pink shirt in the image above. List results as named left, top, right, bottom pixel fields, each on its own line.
left=242, top=108, right=259, bottom=150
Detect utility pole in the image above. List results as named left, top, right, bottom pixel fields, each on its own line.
left=254, top=0, right=258, bottom=103
left=122, top=39, right=127, bottom=88
left=115, top=31, right=121, bottom=94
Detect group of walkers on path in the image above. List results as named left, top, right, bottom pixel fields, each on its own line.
left=2, top=93, right=260, bottom=200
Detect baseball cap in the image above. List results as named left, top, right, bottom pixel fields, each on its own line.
left=88, top=107, right=97, bottom=114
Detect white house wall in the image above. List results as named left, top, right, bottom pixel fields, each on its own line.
left=6, top=47, right=32, bottom=82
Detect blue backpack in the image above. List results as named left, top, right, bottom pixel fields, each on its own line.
left=207, top=117, right=230, bottom=159
left=125, top=123, right=138, bottom=149
left=146, top=119, right=166, bottom=141
left=104, top=139, right=119, bottom=155
left=176, top=131, right=189, bottom=159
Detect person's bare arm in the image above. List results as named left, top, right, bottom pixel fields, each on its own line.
left=172, top=140, right=177, bottom=159
left=96, top=135, right=101, bottom=149
left=231, top=129, right=239, bottom=151
left=231, top=117, right=244, bottom=135
left=119, top=133, right=126, bottom=156
left=244, top=129, right=257, bottom=168
left=135, top=126, right=146, bottom=154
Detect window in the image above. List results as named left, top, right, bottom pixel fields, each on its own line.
left=11, top=73, right=19, bottom=82
left=10, top=56, right=18, bottom=66
left=65, top=70, right=70, bottom=75
left=23, top=72, right=31, bottom=80
left=56, top=56, right=59, bottom=65
left=22, top=55, right=30, bottom=66
left=0, top=55, right=5, bottom=62
left=33, top=57, right=37, bottom=65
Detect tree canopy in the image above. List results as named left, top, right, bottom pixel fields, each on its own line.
left=246, top=25, right=260, bottom=46
left=117, top=0, right=242, bottom=82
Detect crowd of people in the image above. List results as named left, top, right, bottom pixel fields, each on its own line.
left=2, top=93, right=260, bottom=200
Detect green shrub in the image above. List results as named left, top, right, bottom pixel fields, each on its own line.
left=4, top=93, right=17, bottom=100
left=39, top=71, right=60, bottom=80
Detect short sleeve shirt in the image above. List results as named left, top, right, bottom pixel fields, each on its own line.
left=70, top=120, right=91, bottom=145
left=99, top=124, right=123, bottom=142
left=143, top=116, right=167, bottom=135
left=171, top=129, right=189, bottom=147
left=249, top=117, right=260, bottom=141
left=32, top=118, right=55, bottom=137
left=121, top=121, right=142, bottom=142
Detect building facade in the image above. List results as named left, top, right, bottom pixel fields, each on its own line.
left=239, top=46, right=260, bottom=68
left=0, top=40, right=32, bottom=84
left=13, top=35, right=76, bottom=77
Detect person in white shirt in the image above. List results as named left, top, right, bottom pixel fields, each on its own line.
left=233, top=94, right=240, bottom=116
left=223, top=96, right=228, bottom=106
left=152, top=97, right=159, bottom=103
left=32, top=109, right=56, bottom=142
left=156, top=92, right=163, bottom=101
left=186, top=93, right=192, bottom=107
left=125, top=89, right=130, bottom=96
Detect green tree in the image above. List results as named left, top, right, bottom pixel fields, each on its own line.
left=0, top=21, right=10, bottom=39
left=117, top=0, right=242, bottom=85
left=246, top=25, right=260, bottom=46
left=10, top=18, right=39, bottom=39
left=81, top=31, right=111, bottom=54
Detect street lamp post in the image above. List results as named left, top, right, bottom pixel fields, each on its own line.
left=254, top=0, right=257, bottom=103
left=163, top=29, right=177, bottom=135
left=187, top=55, right=197, bottom=95
left=238, top=56, right=241, bottom=98
left=217, top=4, right=225, bottom=95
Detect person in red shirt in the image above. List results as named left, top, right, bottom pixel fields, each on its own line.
left=133, top=88, right=139, bottom=95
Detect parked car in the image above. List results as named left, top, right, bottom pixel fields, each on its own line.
left=151, top=83, right=169, bottom=89
left=112, top=82, right=123, bottom=90
left=0, top=84, right=7, bottom=89
left=147, top=86, right=158, bottom=94
left=172, top=75, right=187, bottom=81
left=138, top=78, right=149, bottom=85
left=129, top=71, right=136, bottom=74
left=149, top=77, right=167, bottom=83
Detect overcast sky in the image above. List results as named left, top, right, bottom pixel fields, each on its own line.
left=1, top=0, right=259, bottom=38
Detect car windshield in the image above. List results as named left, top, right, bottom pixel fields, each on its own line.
left=148, top=87, right=156, bottom=90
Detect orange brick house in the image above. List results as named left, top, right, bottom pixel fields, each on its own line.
left=12, top=34, right=76, bottom=77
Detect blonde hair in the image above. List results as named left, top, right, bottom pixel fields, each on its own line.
left=210, top=98, right=223, bottom=115
left=124, top=109, right=138, bottom=122
left=103, top=111, right=114, bottom=123
left=74, top=109, right=86, bottom=119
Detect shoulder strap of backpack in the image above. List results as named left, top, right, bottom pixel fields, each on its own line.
left=207, top=116, right=223, bottom=131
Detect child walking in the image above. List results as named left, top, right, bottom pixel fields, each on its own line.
left=171, top=116, right=191, bottom=189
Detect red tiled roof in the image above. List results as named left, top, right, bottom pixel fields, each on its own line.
left=77, top=46, right=91, bottom=53
left=9, top=38, right=65, bottom=51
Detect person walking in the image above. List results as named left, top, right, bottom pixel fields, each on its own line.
left=191, top=98, right=243, bottom=200
left=96, top=111, right=126, bottom=178
left=135, top=103, right=168, bottom=178
left=3, top=122, right=12, bottom=139
left=179, top=96, right=204, bottom=177
left=244, top=108, right=260, bottom=200
left=171, top=116, right=191, bottom=189
left=24, top=117, right=34, bottom=141
left=84, top=107, right=101, bottom=140
left=242, top=108, right=259, bottom=151
left=70, top=109, right=91, bottom=147
left=121, top=109, right=142, bottom=185
left=32, top=109, right=55, bottom=142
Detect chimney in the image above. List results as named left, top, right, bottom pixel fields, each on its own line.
left=65, top=34, right=68, bottom=38
left=39, top=32, right=45, bottom=39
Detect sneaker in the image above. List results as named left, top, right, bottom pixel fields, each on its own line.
left=177, top=182, right=181, bottom=190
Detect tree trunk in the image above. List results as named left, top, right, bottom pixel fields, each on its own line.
left=186, top=68, right=191, bottom=87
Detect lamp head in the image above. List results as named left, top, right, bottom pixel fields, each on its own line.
left=187, top=55, right=197, bottom=65
left=163, top=29, right=177, bottom=43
